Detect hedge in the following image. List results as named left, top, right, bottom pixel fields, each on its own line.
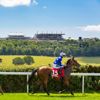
left=0, top=65, right=100, bottom=93
left=13, top=56, right=34, bottom=65
left=13, top=57, right=25, bottom=65
left=23, top=56, right=34, bottom=65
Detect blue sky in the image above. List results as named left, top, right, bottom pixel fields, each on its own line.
left=0, top=0, right=100, bottom=39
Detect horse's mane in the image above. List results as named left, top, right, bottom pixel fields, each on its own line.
left=66, top=59, right=71, bottom=65
left=64, top=59, right=72, bottom=68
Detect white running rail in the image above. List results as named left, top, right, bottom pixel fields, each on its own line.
left=0, top=72, right=100, bottom=93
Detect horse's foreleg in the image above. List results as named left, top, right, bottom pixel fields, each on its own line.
left=63, top=78, right=74, bottom=96
left=58, top=77, right=65, bottom=93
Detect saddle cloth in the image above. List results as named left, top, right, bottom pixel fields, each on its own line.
left=52, top=68, right=64, bottom=79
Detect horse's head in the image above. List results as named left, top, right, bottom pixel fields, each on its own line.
left=65, top=56, right=80, bottom=69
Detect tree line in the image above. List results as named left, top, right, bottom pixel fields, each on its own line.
left=0, top=38, right=100, bottom=56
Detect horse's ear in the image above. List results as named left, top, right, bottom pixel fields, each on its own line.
left=72, top=56, right=74, bottom=60
left=70, top=55, right=75, bottom=60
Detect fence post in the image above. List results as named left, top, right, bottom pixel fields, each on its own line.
left=27, top=75, right=29, bottom=93
left=82, top=75, right=84, bottom=94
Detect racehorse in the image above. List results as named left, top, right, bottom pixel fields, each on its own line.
left=28, top=57, right=80, bottom=95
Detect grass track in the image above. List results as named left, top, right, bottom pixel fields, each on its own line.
left=0, top=93, right=100, bottom=100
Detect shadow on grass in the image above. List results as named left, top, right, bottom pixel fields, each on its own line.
left=28, top=93, right=87, bottom=98
left=85, top=90, right=100, bottom=94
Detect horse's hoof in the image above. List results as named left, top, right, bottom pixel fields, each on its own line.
left=58, top=91, right=62, bottom=94
left=0, top=93, right=3, bottom=95
left=31, top=92, right=35, bottom=94
left=71, top=92, right=74, bottom=96
left=47, top=93, right=50, bottom=96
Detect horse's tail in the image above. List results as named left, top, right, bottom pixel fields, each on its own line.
left=28, top=68, right=38, bottom=84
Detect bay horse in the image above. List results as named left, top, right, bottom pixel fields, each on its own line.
left=28, top=57, right=80, bottom=95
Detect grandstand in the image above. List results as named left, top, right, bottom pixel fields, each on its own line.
left=35, top=33, right=65, bottom=40
left=7, top=34, right=31, bottom=40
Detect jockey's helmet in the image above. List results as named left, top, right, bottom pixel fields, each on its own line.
left=60, top=52, right=66, bottom=56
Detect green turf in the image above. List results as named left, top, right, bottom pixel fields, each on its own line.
left=0, top=93, right=100, bottom=100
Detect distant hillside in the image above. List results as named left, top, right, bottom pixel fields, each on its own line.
left=0, top=38, right=100, bottom=56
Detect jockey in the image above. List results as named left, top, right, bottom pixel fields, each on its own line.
left=53, top=52, right=66, bottom=69
left=52, top=52, right=66, bottom=78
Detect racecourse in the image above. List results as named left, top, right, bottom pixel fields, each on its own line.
left=0, top=56, right=100, bottom=71
left=0, top=93, right=100, bottom=100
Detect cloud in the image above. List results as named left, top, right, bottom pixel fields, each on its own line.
left=80, top=25, right=100, bottom=32
left=32, top=0, right=38, bottom=5
left=43, top=6, right=47, bottom=9
left=0, top=0, right=38, bottom=7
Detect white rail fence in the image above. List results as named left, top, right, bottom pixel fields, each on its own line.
left=0, top=72, right=100, bottom=94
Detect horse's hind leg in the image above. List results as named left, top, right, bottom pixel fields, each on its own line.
left=31, top=80, right=41, bottom=94
left=0, top=86, right=3, bottom=95
left=42, top=81, right=50, bottom=96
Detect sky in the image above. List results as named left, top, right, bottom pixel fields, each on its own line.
left=0, top=0, right=100, bottom=39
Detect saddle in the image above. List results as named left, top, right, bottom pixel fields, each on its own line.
left=52, top=68, right=64, bottom=79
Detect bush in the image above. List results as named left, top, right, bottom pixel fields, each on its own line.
left=23, top=56, right=34, bottom=65
left=13, top=57, right=25, bottom=65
